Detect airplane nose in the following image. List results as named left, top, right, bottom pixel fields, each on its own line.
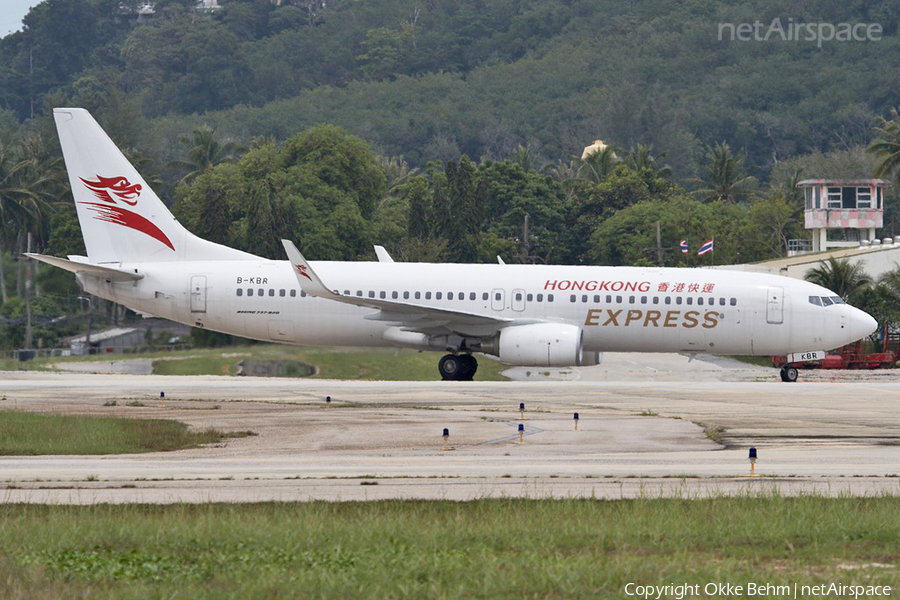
left=852, top=308, right=878, bottom=338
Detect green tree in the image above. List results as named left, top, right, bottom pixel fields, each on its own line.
left=169, top=125, right=241, bottom=185
left=868, top=107, right=900, bottom=186
left=691, top=142, right=757, bottom=204
left=804, top=258, right=873, bottom=304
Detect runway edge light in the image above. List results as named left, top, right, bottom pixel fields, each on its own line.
left=574, top=412, right=579, bottom=431
left=520, top=402, right=525, bottom=420
left=518, top=423, right=525, bottom=444
left=749, top=446, right=757, bottom=476
left=160, top=391, right=165, bottom=408
left=326, top=395, right=331, bottom=408
left=443, top=428, right=450, bottom=450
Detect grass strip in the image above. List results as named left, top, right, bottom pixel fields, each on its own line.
left=0, top=411, right=249, bottom=455
left=1, top=496, right=898, bottom=598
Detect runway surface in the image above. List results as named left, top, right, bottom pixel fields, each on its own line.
left=2, top=353, right=900, bottom=502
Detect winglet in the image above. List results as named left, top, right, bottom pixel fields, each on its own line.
left=281, top=240, right=340, bottom=299
left=374, top=245, right=394, bottom=263
left=497, top=255, right=506, bottom=265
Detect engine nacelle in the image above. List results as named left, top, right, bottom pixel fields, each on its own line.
left=497, top=323, right=584, bottom=367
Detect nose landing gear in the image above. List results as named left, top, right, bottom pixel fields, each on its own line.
left=439, top=353, right=478, bottom=381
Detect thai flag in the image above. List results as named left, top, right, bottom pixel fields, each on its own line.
left=697, top=239, right=714, bottom=255
left=679, top=239, right=688, bottom=254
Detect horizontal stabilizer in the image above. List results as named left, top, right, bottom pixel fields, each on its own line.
left=25, top=253, right=143, bottom=281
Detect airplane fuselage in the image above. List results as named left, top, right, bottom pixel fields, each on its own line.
left=79, top=259, right=862, bottom=357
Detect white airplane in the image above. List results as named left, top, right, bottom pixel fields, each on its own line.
left=30, top=108, right=877, bottom=382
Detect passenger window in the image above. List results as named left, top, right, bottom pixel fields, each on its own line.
left=809, top=296, right=822, bottom=306
left=606, top=295, right=612, bottom=303
left=640, top=296, right=647, bottom=304
left=380, top=291, right=386, bottom=299
left=697, top=297, right=703, bottom=305
left=268, top=289, right=275, bottom=297
left=527, top=293, right=533, bottom=302
left=652, top=296, right=659, bottom=305
left=676, top=297, right=683, bottom=305
left=665, top=297, right=671, bottom=305
left=436, top=292, right=442, bottom=300
left=368, top=291, right=375, bottom=298
left=425, top=292, right=432, bottom=300
left=548, top=294, right=554, bottom=302
left=686, top=297, right=692, bottom=305
left=258, top=288, right=264, bottom=296
left=616, top=295, right=622, bottom=303
left=300, top=290, right=306, bottom=297
left=582, top=295, right=588, bottom=303
left=594, top=295, right=600, bottom=303
left=415, top=292, right=421, bottom=299
left=279, top=289, right=286, bottom=297
left=448, top=292, right=454, bottom=300
left=629, top=296, right=635, bottom=304
left=537, top=294, right=543, bottom=302
left=236, top=288, right=243, bottom=296
left=821, top=297, right=833, bottom=306
left=392, top=291, right=398, bottom=299
left=248, top=288, right=254, bottom=297
left=730, top=298, right=737, bottom=306
left=719, top=297, right=725, bottom=306
left=495, top=292, right=501, bottom=301
left=570, top=295, right=576, bottom=303
left=483, top=292, right=489, bottom=301
left=403, top=291, right=409, bottom=299
left=516, top=293, right=523, bottom=301
left=459, top=292, right=464, bottom=299
left=356, top=290, right=362, bottom=297
left=470, top=292, right=476, bottom=300
left=291, top=289, right=297, bottom=297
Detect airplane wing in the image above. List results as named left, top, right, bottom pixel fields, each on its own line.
left=282, top=240, right=519, bottom=336
left=25, top=253, right=143, bottom=282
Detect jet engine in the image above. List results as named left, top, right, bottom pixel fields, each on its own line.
left=496, top=323, right=585, bottom=366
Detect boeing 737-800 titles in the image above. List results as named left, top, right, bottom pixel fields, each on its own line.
left=29, top=108, right=877, bottom=381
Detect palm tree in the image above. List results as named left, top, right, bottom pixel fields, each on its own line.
left=169, top=125, right=241, bottom=185
left=804, top=257, right=873, bottom=303
left=578, top=146, right=620, bottom=183
left=691, top=141, right=758, bottom=203
left=879, top=264, right=900, bottom=297
left=624, top=143, right=672, bottom=179
left=868, top=106, right=900, bottom=185
left=0, top=138, right=57, bottom=303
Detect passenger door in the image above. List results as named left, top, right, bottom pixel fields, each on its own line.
left=190, top=275, right=207, bottom=313
left=766, top=287, right=784, bottom=324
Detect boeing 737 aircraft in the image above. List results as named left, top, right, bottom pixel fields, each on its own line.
left=29, top=108, right=877, bottom=382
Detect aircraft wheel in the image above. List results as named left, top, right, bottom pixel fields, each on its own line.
left=780, top=366, right=799, bottom=383
left=439, top=354, right=463, bottom=380
left=458, top=354, right=478, bottom=381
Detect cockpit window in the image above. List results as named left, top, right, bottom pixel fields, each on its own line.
left=809, top=296, right=822, bottom=306
left=830, top=296, right=845, bottom=304
left=821, top=296, right=833, bottom=306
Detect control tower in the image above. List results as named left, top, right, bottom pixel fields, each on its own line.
left=797, top=178, right=891, bottom=252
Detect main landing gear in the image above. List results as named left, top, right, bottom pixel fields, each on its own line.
left=439, top=353, right=478, bottom=381
left=780, top=365, right=799, bottom=382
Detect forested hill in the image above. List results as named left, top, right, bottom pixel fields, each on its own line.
left=2, top=0, right=899, bottom=179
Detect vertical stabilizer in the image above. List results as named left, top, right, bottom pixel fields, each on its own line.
left=54, top=108, right=254, bottom=263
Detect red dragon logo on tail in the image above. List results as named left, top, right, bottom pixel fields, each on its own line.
left=295, top=264, right=312, bottom=281
left=79, top=175, right=174, bottom=251
left=80, top=176, right=142, bottom=206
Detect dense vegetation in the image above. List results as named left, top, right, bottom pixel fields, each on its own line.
left=2, top=0, right=900, bottom=349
